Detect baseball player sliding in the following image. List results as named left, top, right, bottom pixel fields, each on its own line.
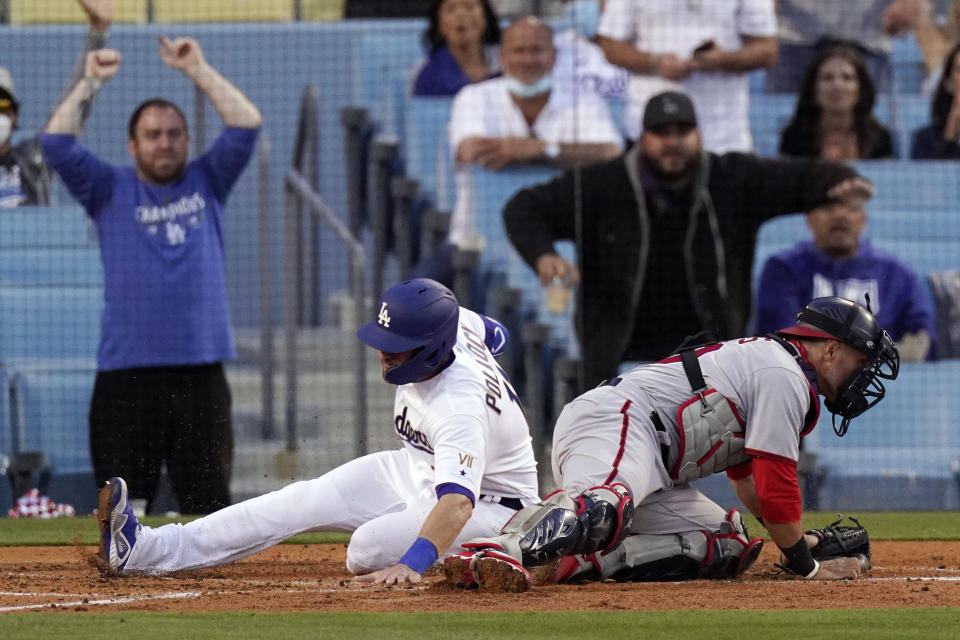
left=97, top=278, right=539, bottom=582
left=446, top=297, right=899, bottom=590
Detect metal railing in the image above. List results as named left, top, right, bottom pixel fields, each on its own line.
left=282, top=86, right=368, bottom=457
left=257, top=134, right=275, bottom=440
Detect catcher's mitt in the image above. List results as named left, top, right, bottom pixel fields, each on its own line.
left=806, top=515, right=871, bottom=564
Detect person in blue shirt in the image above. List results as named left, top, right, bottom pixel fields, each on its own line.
left=40, top=37, right=262, bottom=514
left=411, top=0, right=501, bottom=97
left=754, top=194, right=935, bottom=361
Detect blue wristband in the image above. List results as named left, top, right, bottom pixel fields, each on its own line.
left=398, top=537, right=439, bottom=575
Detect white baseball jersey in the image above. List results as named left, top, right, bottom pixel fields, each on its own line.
left=119, top=307, right=539, bottom=576
left=446, top=76, right=623, bottom=246
left=552, top=337, right=818, bottom=535
left=392, top=307, right=540, bottom=503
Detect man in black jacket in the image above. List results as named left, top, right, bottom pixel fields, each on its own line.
left=503, top=90, right=874, bottom=389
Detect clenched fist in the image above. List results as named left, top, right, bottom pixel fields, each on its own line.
left=85, top=48, right=122, bottom=82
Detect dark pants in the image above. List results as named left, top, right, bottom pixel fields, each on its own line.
left=89, top=363, right=233, bottom=514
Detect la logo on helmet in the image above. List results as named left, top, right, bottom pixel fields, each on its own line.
left=377, top=302, right=392, bottom=328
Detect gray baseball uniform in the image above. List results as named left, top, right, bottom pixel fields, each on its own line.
left=551, top=336, right=818, bottom=535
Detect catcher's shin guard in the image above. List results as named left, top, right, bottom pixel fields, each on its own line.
left=464, top=484, right=634, bottom=567
left=557, top=508, right=763, bottom=583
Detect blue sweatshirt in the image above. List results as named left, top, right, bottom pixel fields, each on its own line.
left=754, top=239, right=937, bottom=355
left=40, top=127, right=259, bottom=371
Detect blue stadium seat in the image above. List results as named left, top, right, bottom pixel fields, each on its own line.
left=748, top=69, right=766, bottom=94
left=866, top=208, right=960, bottom=241
left=871, top=237, right=960, bottom=275
left=0, top=286, right=103, bottom=361
left=0, top=247, right=103, bottom=287
left=853, top=161, right=960, bottom=211
left=403, top=97, right=454, bottom=209
left=748, top=94, right=795, bottom=156
left=10, top=365, right=97, bottom=513
left=891, top=35, right=927, bottom=94
left=12, top=366, right=95, bottom=476
left=0, top=206, right=92, bottom=248
left=751, top=213, right=807, bottom=282
left=353, top=29, right=426, bottom=137
left=894, top=94, right=931, bottom=148
left=804, top=361, right=960, bottom=509
left=464, top=166, right=580, bottom=349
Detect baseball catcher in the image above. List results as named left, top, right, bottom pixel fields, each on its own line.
left=446, top=296, right=898, bottom=590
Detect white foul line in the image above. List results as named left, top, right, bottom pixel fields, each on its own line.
left=0, top=590, right=201, bottom=613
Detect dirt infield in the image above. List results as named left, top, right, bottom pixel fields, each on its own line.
left=2, top=541, right=959, bottom=614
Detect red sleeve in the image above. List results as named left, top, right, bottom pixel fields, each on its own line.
left=726, top=459, right=753, bottom=480
left=751, top=454, right=802, bottom=523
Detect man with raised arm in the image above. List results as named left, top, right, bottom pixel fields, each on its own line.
left=41, top=37, right=262, bottom=515
left=0, top=0, right=112, bottom=207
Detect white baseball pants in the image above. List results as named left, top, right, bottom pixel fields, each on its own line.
left=123, top=448, right=519, bottom=574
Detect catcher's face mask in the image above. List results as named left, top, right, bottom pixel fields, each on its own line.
left=824, top=328, right=899, bottom=437
left=778, top=295, right=900, bottom=437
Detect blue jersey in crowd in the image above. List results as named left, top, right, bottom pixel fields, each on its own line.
left=40, top=127, right=259, bottom=371
left=412, top=46, right=499, bottom=97
left=754, top=239, right=937, bottom=355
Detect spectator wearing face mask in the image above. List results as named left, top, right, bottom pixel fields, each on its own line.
left=0, top=0, right=111, bottom=208
left=410, top=16, right=623, bottom=286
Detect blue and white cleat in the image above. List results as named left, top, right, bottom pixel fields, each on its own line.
left=97, top=477, right=141, bottom=576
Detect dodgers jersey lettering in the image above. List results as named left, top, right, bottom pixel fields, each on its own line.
left=39, top=127, right=258, bottom=371
left=613, top=337, right=815, bottom=466
left=391, top=307, right=538, bottom=505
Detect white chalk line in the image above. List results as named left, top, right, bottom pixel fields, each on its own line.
left=0, top=590, right=201, bottom=613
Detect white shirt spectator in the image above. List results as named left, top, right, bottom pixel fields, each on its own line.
left=446, top=76, right=623, bottom=247
left=598, top=0, right=776, bottom=151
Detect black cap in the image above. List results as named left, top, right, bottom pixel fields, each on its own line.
left=643, top=91, right=697, bottom=131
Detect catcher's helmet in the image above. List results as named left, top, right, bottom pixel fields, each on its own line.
left=777, top=296, right=899, bottom=436
left=357, top=278, right=460, bottom=385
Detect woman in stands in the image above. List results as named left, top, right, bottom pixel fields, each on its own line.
left=411, top=0, right=501, bottom=96
left=910, top=42, right=960, bottom=159
left=780, top=44, right=894, bottom=160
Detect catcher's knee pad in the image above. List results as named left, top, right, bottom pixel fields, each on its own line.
left=463, top=485, right=633, bottom=567
left=562, top=508, right=762, bottom=583
left=573, top=483, right=634, bottom=555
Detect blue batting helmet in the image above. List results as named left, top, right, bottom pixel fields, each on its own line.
left=357, top=278, right=460, bottom=385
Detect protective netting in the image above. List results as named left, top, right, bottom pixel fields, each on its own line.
left=0, top=1, right=958, bottom=515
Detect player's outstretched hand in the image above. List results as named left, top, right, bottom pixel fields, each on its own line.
left=85, top=48, right=122, bottom=82
left=352, top=564, right=422, bottom=585
left=78, top=0, right=112, bottom=31
left=810, top=556, right=862, bottom=580
left=158, top=36, right=206, bottom=73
